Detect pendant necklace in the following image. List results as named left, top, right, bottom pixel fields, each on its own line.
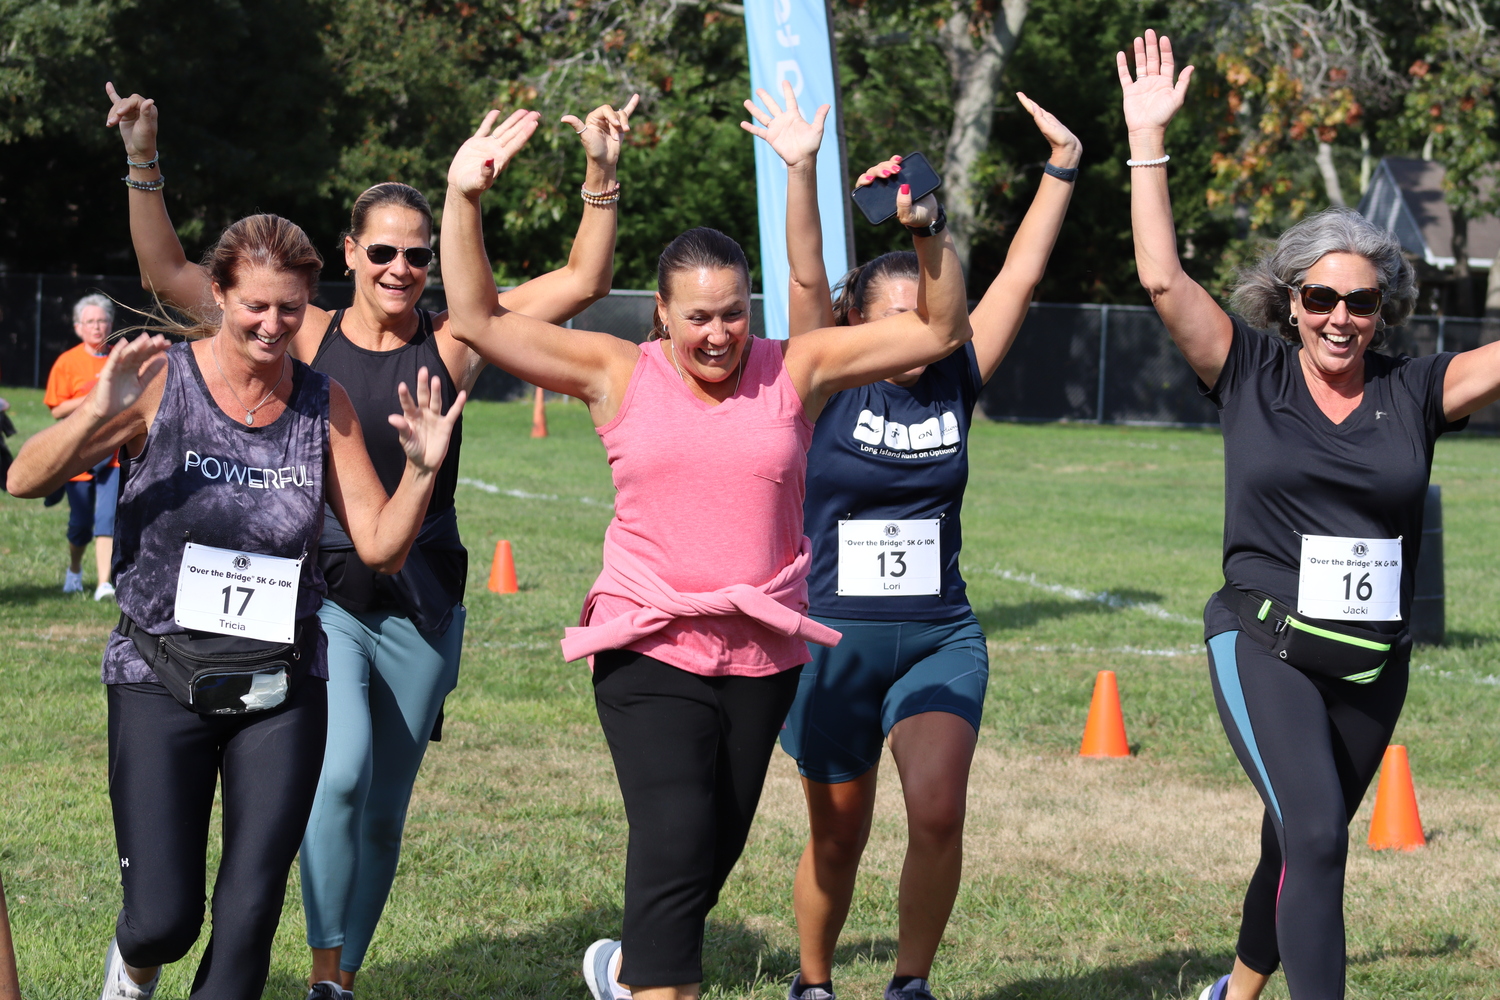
left=668, top=339, right=743, bottom=400
left=211, top=336, right=287, bottom=426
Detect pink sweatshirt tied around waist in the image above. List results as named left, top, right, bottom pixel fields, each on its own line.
left=561, top=534, right=842, bottom=663
left=562, top=337, right=843, bottom=675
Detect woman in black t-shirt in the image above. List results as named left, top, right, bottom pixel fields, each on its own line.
left=1121, top=30, right=1500, bottom=1000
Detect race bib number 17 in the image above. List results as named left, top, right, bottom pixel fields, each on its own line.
left=175, top=542, right=302, bottom=643
left=1296, top=534, right=1402, bottom=622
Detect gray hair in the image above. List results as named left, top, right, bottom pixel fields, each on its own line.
left=72, top=293, right=115, bottom=326
left=1230, top=207, right=1416, bottom=345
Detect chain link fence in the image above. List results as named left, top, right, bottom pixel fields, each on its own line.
left=2, top=274, right=1495, bottom=426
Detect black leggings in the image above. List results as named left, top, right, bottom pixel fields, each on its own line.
left=107, top=678, right=327, bottom=1000
left=593, top=650, right=801, bottom=987
left=1205, top=628, right=1407, bottom=1000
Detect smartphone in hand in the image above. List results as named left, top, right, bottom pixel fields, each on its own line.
left=850, top=152, right=942, bottom=225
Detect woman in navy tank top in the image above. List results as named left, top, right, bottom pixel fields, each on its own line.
left=104, top=84, right=634, bottom=997
left=742, top=83, right=1082, bottom=1000
left=7, top=214, right=462, bottom=1000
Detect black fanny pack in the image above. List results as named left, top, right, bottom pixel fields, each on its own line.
left=1219, top=584, right=1406, bottom=685
left=120, top=613, right=316, bottom=715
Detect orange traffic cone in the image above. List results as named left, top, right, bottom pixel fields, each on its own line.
left=487, top=540, right=518, bottom=594
left=531, top=385, right=548, bottom=438
left=1079, top=669, right=1130, bottom=757
left=1367, top=745, right=1425, bottom=850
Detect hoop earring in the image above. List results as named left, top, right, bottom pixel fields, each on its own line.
left=344, top=268, right=352, bottom=277
left=1289, top=314, right=1299, bottom=327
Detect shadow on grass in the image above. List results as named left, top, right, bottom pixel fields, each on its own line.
left=975, top=948, right=1235, bottom=1000
left=0, top=583, right=80, bottom=608
left=1427, top=630, right=1500, bottom=649
left=974, top=598, right=1117, bottom=633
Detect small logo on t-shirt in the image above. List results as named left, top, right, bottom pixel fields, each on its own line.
left=1376, top=411, right=1387, bottom=419
left=851, top=409, right=960, bottom=456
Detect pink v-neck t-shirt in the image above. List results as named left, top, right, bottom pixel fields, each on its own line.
left=577, top=336, right=822, bottom=677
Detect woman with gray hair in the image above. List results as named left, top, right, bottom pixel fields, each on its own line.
left=1121, top=30, right=1500, bottom=1000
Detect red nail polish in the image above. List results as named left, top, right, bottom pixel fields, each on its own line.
left=900, top=184, right=910, bottom=195
left=892, top=155, right=903, bottom=162
left=880, top=169, right=890, bottom=177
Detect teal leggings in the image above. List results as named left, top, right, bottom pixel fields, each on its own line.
left=299, top=599, right=464, bottom=970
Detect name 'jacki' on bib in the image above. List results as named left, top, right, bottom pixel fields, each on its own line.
left=175, top=542, right=303, bottom=643
left=1297, top=534, right=1402, bottom=622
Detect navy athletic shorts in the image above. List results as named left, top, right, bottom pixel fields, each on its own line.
left=779, top=612, right=988, bottom=784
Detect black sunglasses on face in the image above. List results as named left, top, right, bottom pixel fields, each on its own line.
left=1297, top=283, right=1382, bottom=317
left=355, top=240, right=434, bottom=268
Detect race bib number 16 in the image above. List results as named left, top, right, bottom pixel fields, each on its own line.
left=175, top=542, right=302, bottom=643
left=837, top=519, right=941, bottom=597
left=1297, top=534, right=1402, bottom=622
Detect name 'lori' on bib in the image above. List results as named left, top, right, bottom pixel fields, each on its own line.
left=837, top=519, right=941, bottom=596
left=1297, top=534, right=1402, bottom=622
left=175, top=542, right=303, bottom=643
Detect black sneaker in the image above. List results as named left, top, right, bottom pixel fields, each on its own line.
left=885, top=978, right=935, bottom=1000
left=306, top=982, right=351, bottom=1000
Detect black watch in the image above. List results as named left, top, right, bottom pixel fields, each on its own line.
left=904, top=203, right=947, bottom=238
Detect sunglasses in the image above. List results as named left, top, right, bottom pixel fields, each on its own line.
left=354, top=240, right=434, bottom=268
left=1297, top=284, right=1382, bottom=317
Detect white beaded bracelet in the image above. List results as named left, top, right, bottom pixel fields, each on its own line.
left=1126, top=154, right=1171, bottom=167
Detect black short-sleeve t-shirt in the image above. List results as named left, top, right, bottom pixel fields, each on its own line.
left=1201, top=319, right=1466, bottom=637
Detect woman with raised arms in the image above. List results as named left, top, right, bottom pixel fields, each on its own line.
left=439, top=107, right=970, bottom=1000
left=103, top=83, right=633, bottom=999
left=1121, top=30, right=1500, bottom=1000
left=7, top=214, right=461, bottom=1000
left=742, top=82, right=1081, bottom=1000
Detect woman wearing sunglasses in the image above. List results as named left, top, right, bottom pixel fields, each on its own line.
left=1121, top=32, right=1500, bottom=1000
left=104, top=83, right=634, bottom=999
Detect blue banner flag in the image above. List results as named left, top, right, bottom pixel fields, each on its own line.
left=745, top=0, right=851, bottom=339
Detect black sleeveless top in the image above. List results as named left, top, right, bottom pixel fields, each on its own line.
left=103, top=342, right=330, bottom=684
left=312, top=309, right=467, bottom=629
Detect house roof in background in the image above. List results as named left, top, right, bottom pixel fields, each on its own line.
left=1355, top=157, right=1499, bottom=269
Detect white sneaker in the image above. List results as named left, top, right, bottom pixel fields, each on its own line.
left=94, top=582, right=116, bottom=602
left=99, top=938, right=158, bottom=1000
left=583, top=938, right=631, bottom=1000
left=64, top=570, right=84, bottom=594
left=306, top=982, right=352, bottom=1000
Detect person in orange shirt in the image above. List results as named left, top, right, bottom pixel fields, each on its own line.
left=43, top=294, right=119, bottom=599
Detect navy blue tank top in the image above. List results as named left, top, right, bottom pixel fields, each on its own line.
left=103, top=341, right=330, bottom=684
left=312, top=309, right=467, bottom=628
left=804, top=343, right=981, bottom=620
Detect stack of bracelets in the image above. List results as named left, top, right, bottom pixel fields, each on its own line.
left=122, top=152, right=165, bottom=192
left=581, top=183, right=621, bottom=208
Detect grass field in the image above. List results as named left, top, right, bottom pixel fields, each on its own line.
left=2, top=387, right=1498, bottom=999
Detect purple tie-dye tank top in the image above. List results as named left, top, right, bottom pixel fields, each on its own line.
left=101, top=341, right=330, bottom=685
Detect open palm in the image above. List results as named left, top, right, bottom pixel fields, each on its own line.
left=1116, top=30, right=1193, bottom=134
left=390, top=369, right=466, bottom=474
left=90, top=334, right=170, bottom=422
left=447, top=109, right=542, bottom=196
left=741, top=80, right=828, bottom=169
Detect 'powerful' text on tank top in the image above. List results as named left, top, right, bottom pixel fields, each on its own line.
left=183, top=450, right=315, bottom=489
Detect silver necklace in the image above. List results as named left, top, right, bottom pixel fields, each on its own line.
left=211, top=337, right=287, bottom=425
left=667, top=338, right=744, bottom=400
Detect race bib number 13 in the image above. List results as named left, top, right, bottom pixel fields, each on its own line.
left=175, top=542, right=302, bottom=643
left=1297, top=534, right=1402, bottom=622
left=837, top=519, right=941, bottom=597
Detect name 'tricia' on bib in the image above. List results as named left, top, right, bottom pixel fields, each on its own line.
left=175, top=542, right=302, bottom=642
left=1297, top=534, right=1402, bottom=622
left=837, top=519, right=941, bottom=596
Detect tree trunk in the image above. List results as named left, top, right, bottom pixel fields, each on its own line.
left=935, top=0, right=1030, bottom=274
left=1359, top=131, right=1373, bottom=196
left=1316, top=141, right=1346, bottom=207
left=1452, top=207, right=1474, bottom=316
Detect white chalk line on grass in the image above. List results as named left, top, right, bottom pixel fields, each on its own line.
left=990, top=641, right=1200, bottom=659
left=985, top=567, right=1196, bottom=624
left=459, top=477, right=612, bottom=508
left=1416, top=663, right=1500, bottom=689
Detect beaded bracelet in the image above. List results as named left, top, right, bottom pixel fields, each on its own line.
left=581, top=183, right=621, bottom=206
left=1126, top=154, right=1171, bottom=167
left=123, top=175, right=166, bottom=192
left=126, top=152, right=159, bottom=170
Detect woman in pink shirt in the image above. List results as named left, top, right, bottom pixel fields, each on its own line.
left=440, top=110, right=970, bottom=1000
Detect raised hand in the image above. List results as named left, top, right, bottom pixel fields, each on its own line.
left=88, top=333, right=170, bottom=423
left=1116, top=29, right=1193, bottom=138
left=1016, top=92, right=1082, bottom=169
left=853, top=157, right=939, bottom=230
left=447, top=109, right=542, bottom=197
left=740, top=80, right=829, bottom=169
left=104, top=83, right=158, bottom=162
left=562, top=94, right=640, bottom=170
left=390, top=367, right=466, bottom=474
